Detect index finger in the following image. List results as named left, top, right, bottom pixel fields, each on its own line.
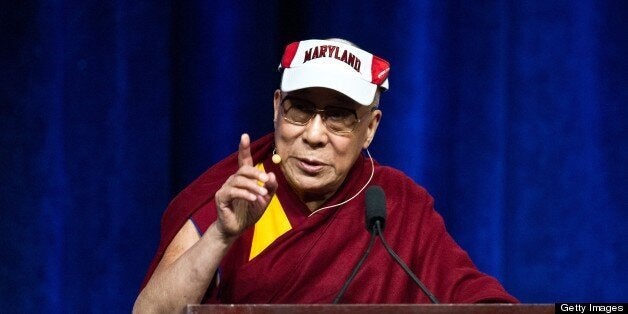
left=238, top=133, right=253, bottom=167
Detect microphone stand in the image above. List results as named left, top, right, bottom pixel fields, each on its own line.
left=332, top=230, right=377, bottom=303
left=333, top=220, right=439, bottom=304
left=375, top=221, right=440, bottom=304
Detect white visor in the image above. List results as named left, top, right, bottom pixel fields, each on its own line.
left=279, top=39, right=390, bottom=106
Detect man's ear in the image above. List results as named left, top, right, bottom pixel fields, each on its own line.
left=363, top=109, right=382, bottom=149
left=273, top=89, right=282, bottom=124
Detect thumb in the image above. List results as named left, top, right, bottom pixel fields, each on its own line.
left=260, top=172, right=278, bottom=204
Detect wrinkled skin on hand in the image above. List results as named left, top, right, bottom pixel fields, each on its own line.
left=214, top=134, right=278, bottom=240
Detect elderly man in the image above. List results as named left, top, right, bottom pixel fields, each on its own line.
left=134, top=39, right=517, bottom=311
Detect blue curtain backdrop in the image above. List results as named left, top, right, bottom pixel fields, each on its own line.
left=1, top=1, right=626, bottom=312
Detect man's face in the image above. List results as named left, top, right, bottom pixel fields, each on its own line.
left=273, top=87, right=382, bottom=203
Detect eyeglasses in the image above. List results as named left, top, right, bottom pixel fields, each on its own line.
left=280, top=96, right=370, bottom=134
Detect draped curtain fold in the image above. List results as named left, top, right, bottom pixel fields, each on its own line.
left=1, top=1, right=625, bottom=312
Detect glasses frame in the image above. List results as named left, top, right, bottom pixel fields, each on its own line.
left=279, top=96, right=374, bottom=135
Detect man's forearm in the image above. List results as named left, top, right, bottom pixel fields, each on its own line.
left=133, top=223, right=234, bottom=313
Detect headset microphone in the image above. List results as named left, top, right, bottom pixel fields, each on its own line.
left=272, top=148, right=281, bottom=164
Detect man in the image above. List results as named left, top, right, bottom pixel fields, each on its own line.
left=134, top=39, right=517, bottom=312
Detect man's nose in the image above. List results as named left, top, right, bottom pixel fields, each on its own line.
left=302, top=113, right=328, bottom=147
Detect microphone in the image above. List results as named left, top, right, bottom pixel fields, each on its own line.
left=333, top=185, right=439, bottom=304
left=272, top=148, right=281, bottom=164
left=332, top=186, right=383, bottom=303
left=370, top=186, right=440, bottom=304
left=365, top=186, right=386, bottom=234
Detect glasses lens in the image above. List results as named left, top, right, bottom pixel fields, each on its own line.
left=283, top=98, right=314, bottom=124
left=281, top=97, right=360, bottom=134
left=323, top=106, right=358, bottom=133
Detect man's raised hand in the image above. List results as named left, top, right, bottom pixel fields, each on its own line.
left=214, top=134, right=278, bottom=240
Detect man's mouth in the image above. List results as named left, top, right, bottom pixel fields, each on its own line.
left=295, top=157, right=326, bottom=174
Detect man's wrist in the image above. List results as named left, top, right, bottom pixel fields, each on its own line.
left=206, top=222, right=238, bottom=247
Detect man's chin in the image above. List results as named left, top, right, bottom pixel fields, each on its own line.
left=292, top=178, right=336, bottom=198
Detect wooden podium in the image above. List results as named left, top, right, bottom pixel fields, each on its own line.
left=187, top=304, right=553, bottom=314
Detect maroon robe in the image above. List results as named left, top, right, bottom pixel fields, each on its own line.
left=141, top=133, right=517, bottom=303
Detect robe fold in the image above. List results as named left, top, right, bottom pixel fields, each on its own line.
left=141, top=133, right=517, bottom=303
